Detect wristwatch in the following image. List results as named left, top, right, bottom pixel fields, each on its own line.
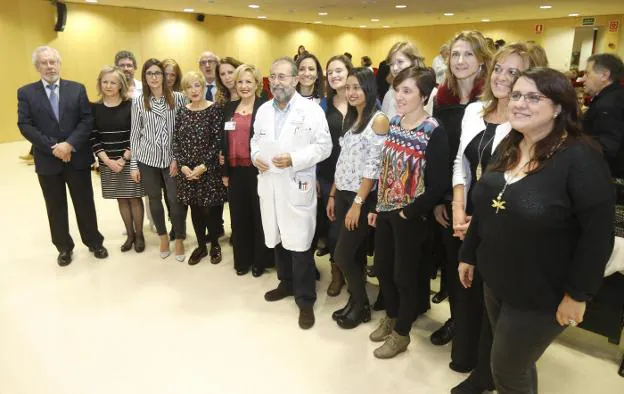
left=354, top=195, right=363, bottom=205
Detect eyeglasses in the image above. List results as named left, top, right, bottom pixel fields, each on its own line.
left=199, top=60, right=218, bottom=66
left=269, top=74, right=295, bottom=82
left=145, top=71, right=163, bottom=78
left=509, top=91, right=549, bottom=104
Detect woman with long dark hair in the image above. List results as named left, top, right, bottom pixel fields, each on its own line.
left=368, top=67, right=449, bottom=358
left=215, top=57, right=244, bottom=107
left=327, top=67, right=388, bottom=329
left=162, top=58, right=183, bottom=92
left=130, top=58, right=186, bottom=260
left=317, top=55, right=354, bottom=296
left=458, top=68, right=613, bottom=393
left=296, top=53, right=324, bottom=102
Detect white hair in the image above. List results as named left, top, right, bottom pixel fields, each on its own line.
left=198, top=51, right=220, bottom=62
left=32, top=46, right=62, bottom=67
left=440, top=44, right=449, bottom=53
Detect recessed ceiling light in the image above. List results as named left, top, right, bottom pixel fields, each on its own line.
left=383, top=25, right=390, bottom=28
left=444, top=13, right=454, bottom=16
left=481, top=19, right=490, bottom=22
left=569, top=13, right=579, bottom=17
left=85, top=0, right=98, bottom=3
left=319, top=12, right=328, bottom=16
left=539, top=5, right=552, bottom=9
left=371, top=18, right=380, bottom=22
left=183, top=8, right=194, bottom=12
left=314, top=21, right=322, bottom=24
left=395, top=5, right=407, bottom=9
left=359, top=25, right=367, bottom=28
left=257, top=16, right=267, bottom=19
left=248, top=4, right=260, bottom=8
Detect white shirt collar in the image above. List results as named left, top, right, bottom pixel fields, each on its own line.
left=41, top=79, right=60, bottom=89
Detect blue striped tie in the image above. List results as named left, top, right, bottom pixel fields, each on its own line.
left=47, top=84, right=59, bottom=121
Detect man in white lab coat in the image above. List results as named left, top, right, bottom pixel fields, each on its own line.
left=251, top=57, right=332, bottom=329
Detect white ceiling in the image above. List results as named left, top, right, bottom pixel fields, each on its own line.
left=67, top=0, right=624, bottom=28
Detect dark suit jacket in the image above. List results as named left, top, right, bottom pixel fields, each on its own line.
left=221, top=96, right=267, bottom=175
left=583, top=83, right=624, bottom=177
left=17, top=79, right=94, bottom=175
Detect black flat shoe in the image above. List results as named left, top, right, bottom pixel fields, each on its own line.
left=316, top=246, right=329, bottom=257
left=57, top=250, right=73, bottom=267
left=451, top=377, right=491, bottom=394
left=431, top=318, right=455, bottom=346
left=120, top=237, right=134, bottom=252
left=449, top=361, right=474, bottom=374
left=89, top=245, right=108, bottom=259
left=337, top=303, right=371, bottom=329
left=134, top=234, right=145, bottom=253
left=210, top=243, right=222, bottom=264
left=251, top=267, right=265, bottom=277
left=188, top=247, right=208, bottom=266
left=332, top=296, right=354, bottom=321
left=372, top=292, right=385, bottom=311
left=432, top=290, right=448, bottom=304
left=236, top=267, right=250, bottom=276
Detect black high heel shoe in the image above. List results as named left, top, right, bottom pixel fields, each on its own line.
left=134, top=233, right=145, bottom=253
left=332, top=296, right=354, bottom=321
left=337, top=302, right=371, bottom=329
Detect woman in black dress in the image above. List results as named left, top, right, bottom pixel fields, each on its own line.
left=459, top=68, right=614, bottom=393
left=91, top=66, right=145, bottom=252
left=173, top=71, right=227, bottom=265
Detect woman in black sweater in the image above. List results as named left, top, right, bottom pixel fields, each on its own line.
left=459, top=68, right=614, bottom=394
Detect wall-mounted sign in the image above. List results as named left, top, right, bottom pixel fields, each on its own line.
left=535, top=24, right=544, bottom=34
left=609, top=20, right=620, bottom=32
left=582, top=17, right=596, bottom=26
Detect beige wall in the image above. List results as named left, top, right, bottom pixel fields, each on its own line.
left=2, top=0, right=623, bottom=143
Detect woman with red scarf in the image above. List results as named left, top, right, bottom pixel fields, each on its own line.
left=429, top=31, right=493, bottom=374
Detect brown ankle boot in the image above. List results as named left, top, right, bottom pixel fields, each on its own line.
left=327, top=262, right=345, bottom=297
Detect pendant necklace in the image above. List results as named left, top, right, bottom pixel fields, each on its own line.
left=475, top=122, right=496, bottom=181
left=491, top=161, right=529, bottom=214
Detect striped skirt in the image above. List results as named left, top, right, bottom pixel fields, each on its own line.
left=100, top=164, right=145, bottom=199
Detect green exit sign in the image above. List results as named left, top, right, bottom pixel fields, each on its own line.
left=582, top=17, right=595, bottom=26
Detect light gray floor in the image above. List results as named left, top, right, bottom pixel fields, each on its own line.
left=1, top=140, right=623, bottom=394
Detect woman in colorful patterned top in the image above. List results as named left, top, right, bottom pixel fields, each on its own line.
left=367, top=67, right=450, bottom=359
left=327, top=67, right=388, bottom=329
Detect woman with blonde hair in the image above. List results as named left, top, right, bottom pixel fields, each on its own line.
left=449, top=42, right=534, bottom=394
left=381, top=41, right=426, bottom=119
left=429, top=30, right=492, bottom=358
left=173, top=70, right=226, bottom=265
left=222, top=64, right=273, bottom=276
left=162, top=58, right=183, bottom=92
left=91, top=66, right=146, bottom=253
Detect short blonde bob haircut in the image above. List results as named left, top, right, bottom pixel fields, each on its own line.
left=96, top=66, right=130, bottom=101
left=233, top=64, right=264, bottom=97
left=181, top=70, right=207, bottom=94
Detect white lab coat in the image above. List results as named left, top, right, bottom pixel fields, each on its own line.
left=251, top=93, right=332, bottom=252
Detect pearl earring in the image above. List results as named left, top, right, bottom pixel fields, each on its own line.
left=553, top=113, right=559, bottom=119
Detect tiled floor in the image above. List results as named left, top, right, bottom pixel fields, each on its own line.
left=1, top=140, right=623, bottom=394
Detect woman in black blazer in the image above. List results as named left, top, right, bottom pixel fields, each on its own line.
left=222, top=64, right=273, bottom=277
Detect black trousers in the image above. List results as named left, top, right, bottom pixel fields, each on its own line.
left=138, top=163, right=185, bottom=238
left=189, top=204, right=221, bottom=246
left=333, top=190, right=371, bottom=307
left=37, top=166, right=104, bottom=252
left=275, top=243, right=316, bottom=309
left=312, top=177, right=338, bottom=257
left=485, top=285, right=565, bottom=394
left=375, top=210, right=430, bottom=336
left=438, top=203, right=482, bottom=368
left=228, top=166, right=274, bottom=270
